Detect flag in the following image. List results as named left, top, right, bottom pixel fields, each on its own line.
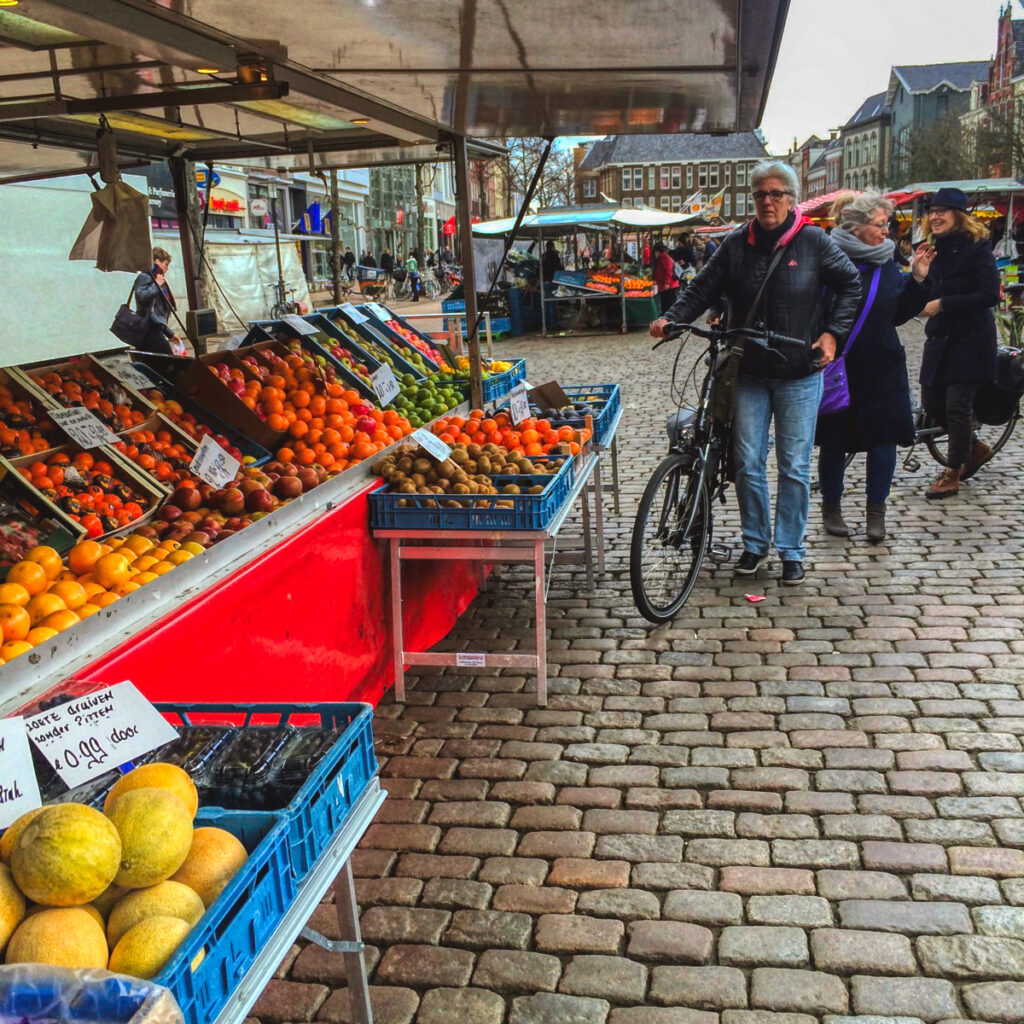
left=702, top=188, right=726, bottom=221
left=683, top=190, right=704, bottom=215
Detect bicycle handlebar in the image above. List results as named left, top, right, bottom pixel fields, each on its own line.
left=653, top=322, right=809, bottom=353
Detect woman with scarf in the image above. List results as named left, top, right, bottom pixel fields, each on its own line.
left=134, top=247, right=184, bottom=355
left=817, top=192, right=935, bottom=543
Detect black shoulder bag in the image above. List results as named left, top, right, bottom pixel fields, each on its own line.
left=109, top=276, right=151, bottom=347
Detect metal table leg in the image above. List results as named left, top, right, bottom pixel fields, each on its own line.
left=335, top=860, right=372, bottom=1024
left=389, top=539, right=405, bottom=702
left=610, top=436, right=621, bottom=515
left=579, top=479, right=595, bottom=592
left=534, top=539, right=548, bottom=706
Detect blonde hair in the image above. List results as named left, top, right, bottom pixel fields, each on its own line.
left=832, top=190, right=894, bottom=232
left=152, top=246, right=172, bottom=263
left=951, top=209, right=989, bottom=243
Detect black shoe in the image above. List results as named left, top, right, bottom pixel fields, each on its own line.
left=735, top=551, right=768, bottom=575
left=781, top=560, right=805, bottom=585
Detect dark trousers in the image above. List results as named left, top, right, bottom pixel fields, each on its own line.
left=819, top=443, right=898, bottom=505
left=659, top=288, right=678, bottom=314
left=921, top=382, right=977, bottom=467
left=136, top=320, right=172, bottom=355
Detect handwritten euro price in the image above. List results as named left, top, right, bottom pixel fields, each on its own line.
left=190, top=434, right=240, bottom=488
left=49, top=407, right=117, bottom=449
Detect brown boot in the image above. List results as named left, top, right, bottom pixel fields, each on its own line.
left=959, top=439, right=992, bottom=481
left=926, top=467, right=961, bottom=499
left=866, top=503, right=887, bottom=543
left=822, top=502, right=852, bottom=537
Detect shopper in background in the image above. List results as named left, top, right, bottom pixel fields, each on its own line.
left=817, top=192, right=934, bottom=543
left=672, top=233, right=699, bottom=270
left=918, top=187, right=1000, bottom=499
left=652, top=242, right=679, bottom=314
left=702, top=236, right=719, bottom=267
left=134, top=246, right=184, bottom=356
left=362, top=251, right=377, bottom=268
left=650, top=161, right=861, bottom=585
left=380, top=248, right=394, bottom=277
left=406, top=248, right=421, bottom=302
left=343, top=246, right=356, bottom=280
left=541, top=240, right=563, bottom=283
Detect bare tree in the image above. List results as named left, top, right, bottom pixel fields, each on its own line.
left=895, top=114, right=975, bottom=184
left=502, top=138, right=576, bottom=212
left=967, top=106, right=1024, bottom=178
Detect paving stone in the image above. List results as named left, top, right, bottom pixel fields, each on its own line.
left=627, top=920, right=715, bottom=963
left=772, top=840, right=860, bottom=869
left=548, top=859, right=630, bottom=889
left=904, top=820, right=995, bottom=847
left=595, top=835, right=684, bottom=862
left=612, top=1010, right=718, bottom=1024
left=420, top=878, right=492, bottom=909
left=395, top=853, right=480, bottom=879
left=850, top=977, right=959, bottom=1021
left=838, top=901, right=973, bottom=934
left=993, top=818, right=1024, bottom=845
left=738, top=813, right=819, bottom=839
left=937, top=797, right=1024, bottom=820
left=471, top=949, right=563, bottom=994
left=963, top=772, right=1024, bottom=796
left=508, top=992, right=611, bottom=1024
left=663, top=809, right=737, bottom=837
left=721, top=867, right=816, bottom=895
left=961, top=980, right=1024, bottom=1022
left=817, top=770, right=888, bottom=793
left=861, top=842, right=948, bottom=873
left=634, top=862, right=716, bottom=891
left=787, top=792, right=857, bottom=815
left=817, top=871, right=908, bottom=901
left=479, top=857, right=548, bottom=885
left=359, top=907, right=450, bottom=945
left=518, top=831, right=596, bottom=858
left=443, top=909, right=532, bottom=950
left=949, top=846, right=1024, bottom=877
left=583, top=809, right=659, bottom=835
left=910, top=874, right=1003, bottom=905
left=650, top=966, right=748, bottom=1009
left=415, top=988, right=505, bottom=1024
left=916, top=935, right=1024, bottom=979
left=317, top=986, right=419, bottom=1024
left=510, top=805, right=582, bottom=830
left=747, top=896, right=833, bottom=927
left=535, top=914, right=625, bottom=954
left=376, top=944, right=476, bottom=988
left=750, top=968, right=848, bottom=1015
left=859, top=796, right=937, bottom=820
left=664, top=889, right=745, bottom=926
left=720, top=927, right=810, bottom=967
left=489, top=782, right=557, bottom=807
left=493, top=883, right=577, bottom=914
left=972, top=905, right=1024, bottom=937
left=886, top=772, right=963, bottom=796
left=822, top=815, right=902, bottom=841
left=810, top=929, right=918, bottom=975
left=362, top=824, right=442, bottom=852
left=577, top=887, right=660, bottom=921
left=559, top=955, right=648, bottom=1003
left=723, top=1014, right=817, bottom=1024
left=710, top=791, right=785, bottom=813
left=354, top=877, right=424, bottom=908
left=687, top=838, right=771, bottom=866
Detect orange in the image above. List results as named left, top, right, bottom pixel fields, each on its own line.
left=0, top=640, right=32, bottom=661
left=24, top=545, right=63, bottom=581
left=113, top=581, right=141, bottom=597
left=82, top=582, right=105, bottom=599
left=120, top=535, right=155, bottom=557
left=48, top=580, right=88, bottom=611
left=42, top=609, right=80, bottom=632
left=157, top=540, right=181, bottom=554
left=132, top=555, right=159, bottom=573
left=25, top=626, right=58, bottom=645
left=149, top=562, right=176, bottom=577
left=0, top=583, right=30, bottom=607
left=26, top=592, right=66, bottom=626
left=92, top=592, right=120, bottom=608
left=0, top=604, right=30, bottom=643
left=131, top=572, right=158, bottom=585
left=5, top=561, right=48, bottom=597
left=77, top=603, right=102, bottom=619
left=67, top=540, right=104, bottom=576
left=92, top=553, right=132, bottom=589
left=165, top=551, right=193, bottom=567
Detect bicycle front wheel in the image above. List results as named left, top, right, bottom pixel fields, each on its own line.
left=924, top=407, right=1020, bottom=468
left=393, top=278, right=410, bottom=301
left=270, top=302, right=288, bottom=318
left=423, top=277, right=441, bottom=300
left=630, top=452, right=711, bottom=624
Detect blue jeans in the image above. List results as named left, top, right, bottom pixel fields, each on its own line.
left=733, top=373, right=823, bottom=562
left=818, top=443, right=898, bottom=505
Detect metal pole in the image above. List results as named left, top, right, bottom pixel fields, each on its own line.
left=538, top=227, right=547, bottom=338
left=330, top=170, right=342, bottom=305
left=454, top=136, right=484, bottom=409
left=271, top=191, right=286, bottom=306
left=167, top=156, right=200, bottom=317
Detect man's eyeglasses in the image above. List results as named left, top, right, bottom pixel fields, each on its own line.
left=751, top=189, right=792, bottom=203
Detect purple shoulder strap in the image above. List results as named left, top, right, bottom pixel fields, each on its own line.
left=843, top=265, right=882, bottom=356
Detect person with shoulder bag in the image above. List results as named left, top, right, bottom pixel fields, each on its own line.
left=132, top=247, right=186, bottom=355
left=651, top=162, right=861, bottom=586
left=917, top=188, right=1000, bottom=499
left=817, top=192, right=935, bottom=542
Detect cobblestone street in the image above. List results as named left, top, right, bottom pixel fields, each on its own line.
left=254, top=318, right=1024, bottom=1024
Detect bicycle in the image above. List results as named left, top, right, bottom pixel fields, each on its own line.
left=419, top=268, right=441, bottom=301
left=269, top=282, right=302, bottom=318
left=629, top=321, right=808, bottom=624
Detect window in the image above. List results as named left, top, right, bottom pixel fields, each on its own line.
left=723, top=194, right=732, bottom=217
left=633, top=168, right=643, bottom=190
left=671, top=195, right=682, bottom=210
left=644, top=196, right=653, bottom=207
left=660, top=167, right=670, bottom=189
left=671, top=166, right=681, bottom=189
left=622, top=196, right=632, bottom=207
left=686, top=166, right=694, bottom=188
left=736, top=163, right=747, bottom=186
left=735, top=193, right=746, bottom=217
left=583, top=180, right=597, bottom=198
left=871, top=133, right=878, bottom=162
left=709, top=165, right=719, bottom=188
left=648, top=167, right=655, bottom=189
left=698, top=164, right=708, bottom=187
left=660, top=196, right=670, bottom=209
left=621, top=168, right=632, bottom=191
left=725, top=163, right=732, bottom=183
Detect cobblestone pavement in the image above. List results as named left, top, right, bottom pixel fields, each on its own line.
left=251, top=319, right=1024, bottom=1024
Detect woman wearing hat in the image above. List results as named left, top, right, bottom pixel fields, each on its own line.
left=919, top=187, right=1000, bottom=499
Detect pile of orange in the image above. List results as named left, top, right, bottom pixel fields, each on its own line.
left=432, top=410, right=586, bottom=457
left=275, top=405, right=413, bottom=472
left=29, top=366, right=147, bottom=430
left=0, top=385, right=58, bottom=457
left=114, top=429, right=197, bottom=486
left=0, top=535, right=201, bottom=665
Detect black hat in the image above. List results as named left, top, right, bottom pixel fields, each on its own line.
left=928, top=187, right=968, bottom=211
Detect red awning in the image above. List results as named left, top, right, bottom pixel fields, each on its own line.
left=797, top=189, right=858, bottom=218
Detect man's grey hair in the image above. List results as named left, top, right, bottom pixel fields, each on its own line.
left=833, top=190, right=894, bottom=232
left=750, top=161, right=800, bottom=203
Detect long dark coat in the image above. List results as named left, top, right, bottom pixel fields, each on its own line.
left=919, top=232, right=999, bottom=387
left=817, top=259, right=928, bottom=450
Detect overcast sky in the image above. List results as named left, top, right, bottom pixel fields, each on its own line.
left=759, top=0, right=1010, bottom=154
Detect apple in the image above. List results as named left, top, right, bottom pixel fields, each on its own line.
left=198, top=517, right=222, bottom=536
left=184, top=531, right=212, bottom=548
left=245, top=487, right=276, bottom=513
left=238, top=479, right=264, bottom=497
left=297, top=467, right=320, bottom=492
left=160, top=504, right=183, bottom=523
left=218, top=488, right=245, bottom=516
left=171, top=486, right=201, bottom=511
left=274, top=476, right=302, bottom=500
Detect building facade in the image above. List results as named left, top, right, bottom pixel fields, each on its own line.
left=574, top=133, right=769, bottom=223
left=840, top=92, right=890, bottom=190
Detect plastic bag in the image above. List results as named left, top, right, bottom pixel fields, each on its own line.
left=0, top=965, right=184, bottom=1024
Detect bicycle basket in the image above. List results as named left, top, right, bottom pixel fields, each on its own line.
left=392, top=268, right=408, bottom=283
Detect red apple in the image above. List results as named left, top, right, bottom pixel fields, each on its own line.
left=218, top=488, right=245, bottom=515
left=171, top=486, right=201, bottom=511
left=274, top=476, right=303, bottom=500
left=159, top=504, right=183, bottom=523
left=297, top=467, right=320, bottom=492
left=245, top=487, right=276, bottom=513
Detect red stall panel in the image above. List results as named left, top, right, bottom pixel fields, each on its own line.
left=73, top=487, right=480, bottom=706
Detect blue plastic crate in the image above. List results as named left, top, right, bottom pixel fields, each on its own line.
left=156, top=703, right=377, bottom=884
left=450, top=358, right=527, bottom=404
left=559, top=384, right=621, bottom=446
left=369, top=454, right=576, bottom=531
left=127, top=363, right=271, bottom=467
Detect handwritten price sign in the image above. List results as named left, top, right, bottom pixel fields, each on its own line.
left=371, top=364, right=401, bottom=406
left=189, top=434, right=240, bottom=488
left=49, top=407, right=117, bottom=449
left=0, top=718, right=42, bottom=829
left=508, top=382, right=530, bottom=426
left=410, top=428, right=451, bottom=462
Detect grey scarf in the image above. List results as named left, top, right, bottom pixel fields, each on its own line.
left=832, top=227, right=894, bottom=266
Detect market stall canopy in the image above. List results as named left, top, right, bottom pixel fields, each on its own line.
left=797, top=189, right=856, bottom=219
left=886, top=179, right=1024, bottom=207
left=473, top=204, right=704, bottom=240
left=0, top=0, right=789, bottom=182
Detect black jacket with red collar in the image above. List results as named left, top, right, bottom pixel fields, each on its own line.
left=664, top=215, right=861, bottom=380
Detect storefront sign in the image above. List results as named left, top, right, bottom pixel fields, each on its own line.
left=0, top=717, right=42, bottom=829
left=25, top=682, right=179, bottom=789
left=509, top=382, right=530, bottom=426
left=371, top=364, right=400, bottom=406
left=340, top=303, right=368, bottom=324
left=190, top=434, right=241, bottom=489
left=249, top=197, right=268, bottom=217
left=411, top=428, right=451, bottom=462
left=283, top=314, right=318, bottom=336
left=49, top=407, right=117, bottom=449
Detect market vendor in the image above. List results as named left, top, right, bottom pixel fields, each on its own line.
left=541, top=241, right=564, bottom=283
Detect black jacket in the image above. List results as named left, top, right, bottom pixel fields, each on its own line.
left=817, top=260, right=928, bottom=450
left=665, top=218, right=862, bottom=380
left=919, top=233, right=999, bottom=387
left=134, top=267, right=175, bottom=338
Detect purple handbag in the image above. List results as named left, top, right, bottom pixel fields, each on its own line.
left=819, top=265, right=882, bottom=416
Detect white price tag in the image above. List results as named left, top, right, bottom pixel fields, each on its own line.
left=283, top=314, right=318, bottom=336
left=49, top=407, right=117, bottom=449
left=366, top=302, right=391, bottom=322
left=110, top=364, right=155, bottom=391
left=411, top=428, right=451, bottom=462
left=224, top=334, right=247, bottom=351
left=0, top=717, right=42, bottom=829
left=189, top=434, right=240, bottom=488
left=509, top=382, right=530, bottom=426
left=371, top=364, right=401, bottom=406
left=340, top=303, right=369, bottom=325
left=25, top=682, right=180, bottom=790
left=455, top=652, right=486, bottom=667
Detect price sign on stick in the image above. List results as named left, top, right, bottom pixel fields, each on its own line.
left=0, top=717, right=42, bottom=829
left=189, top=434, right=240, bottom=488
left=509, top=382, right=530, bottom=426
left=366, top=302, right=391, bottom=322
left=411, top=428, right=451, bottom=462
left=111, top=364, right=155, bottom=391
left=49, top=407, right=117, bottom=449
left=283, top=314, right=318, bottom=336
left=340, top=303, right=369, bottom=325
left=25, top=682, right=179, bottom=789
left=371, top=364, right=401, bottom=407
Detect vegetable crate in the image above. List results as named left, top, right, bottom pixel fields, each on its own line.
left=156, top=702, right=378, bottom=883
left=369, top=454, right=575, bottom=531
left=559, top=384, right=621, bottom=446
left=452, top=358, right=527, bottom=404
left=440, top=300, right=514, bottom=341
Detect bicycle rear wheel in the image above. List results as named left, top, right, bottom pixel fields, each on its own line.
left=924, top=406, right=1020, bottom=468
left=423, top=277, right=440, bottom=300
left=630, top=452, right=711, bottom=624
